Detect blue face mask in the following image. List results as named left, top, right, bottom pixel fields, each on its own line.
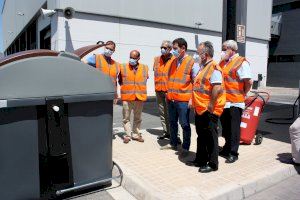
left=172, top=49, right=180, bottom=57
left=104, top=48, right=114, bottom=57
left=161, top=48, right=167, bottom=55
left=129, top=58, right=138, bottom=66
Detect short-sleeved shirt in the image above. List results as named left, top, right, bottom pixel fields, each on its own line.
left=193, top=60, right=223, bottom=84
left=223, top=53, right=252, bottom=109
left=86, top=54, right=97, bottom=67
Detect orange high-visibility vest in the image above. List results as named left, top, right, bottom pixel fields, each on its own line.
left=219, top=55, right=246, bottom=103
left=192, top=60, right=226, bottom=116
left=95, top=54, right=120, bottom=86
left=120, top=63, right=148, bottom=101
left=153, top=55, right=175, bottom=92
left=167, top=56, right=194, bottom=101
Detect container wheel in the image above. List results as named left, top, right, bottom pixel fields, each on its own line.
left=254, top=133, right=263, bottom=145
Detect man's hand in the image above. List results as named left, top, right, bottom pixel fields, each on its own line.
left=188, top=99, right=193, bottom=109
left=243, top=78, right=253, bottom=95
left=113, top=98, right=119, bottom=105
left=208, top=102, right=214, bottom=113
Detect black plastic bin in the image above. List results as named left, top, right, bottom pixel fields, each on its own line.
left=0, top=50, right=115, bottom=199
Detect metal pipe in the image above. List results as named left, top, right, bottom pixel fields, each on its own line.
left=56, top=161, right=123, bottom=196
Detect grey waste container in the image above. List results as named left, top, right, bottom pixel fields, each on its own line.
left=0, top=50, right=115, bottom=199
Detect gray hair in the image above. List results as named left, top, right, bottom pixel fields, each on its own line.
left=199, top=41, right=214, bottom=57
left=161, top=40, right=172, bottom=48
left=223, top=40, right=238, bottom=51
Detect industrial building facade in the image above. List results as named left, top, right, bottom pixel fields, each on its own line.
left=2, top=0, right=273, bottom=95
left=268, top=0, right=300, bottom=88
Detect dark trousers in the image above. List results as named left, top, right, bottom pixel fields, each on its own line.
left=220, top=107, right=243, bottom=157
left=195, top=111, right=219, bottom=168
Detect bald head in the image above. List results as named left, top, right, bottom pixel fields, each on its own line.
left=130, top=50, right=140, bottom=59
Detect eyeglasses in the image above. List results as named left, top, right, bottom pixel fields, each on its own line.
left=160, top=47, right=168, bottom=50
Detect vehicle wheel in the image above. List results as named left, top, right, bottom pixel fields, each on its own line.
left=254, top=133, right=263, bottom=145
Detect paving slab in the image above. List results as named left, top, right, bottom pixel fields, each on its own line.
left=112, top=124, right=299, bottom=200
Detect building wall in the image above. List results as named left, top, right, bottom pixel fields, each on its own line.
left=48, top=0, right=272, bottom=41
left=267, top=0, right=300, bottom=88
left=1, top=0, right=272, bottom=92
left=52, top=11, right=223, bottom=96
left=245, top=38, right=269, bottom=85
left=247, top=0, right=272, bottom=40
left=267, top=63, right=300, bottom=88
left=47, top=0, right=223, bottom=33
left=52, top=11, right=268, bottom=96
left=1, top=0, right=46, bottom=51
left=273, top=8, right=300, bottom=55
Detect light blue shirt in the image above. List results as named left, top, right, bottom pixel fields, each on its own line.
left=86, top=54, right=96, bottom=67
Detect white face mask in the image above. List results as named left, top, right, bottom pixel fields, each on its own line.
left=129, top=58, right=138, bottom=66
left=220, top=51, right=226, bottom=60
left=104, top=48, right=114, bottom=57
left=161, top=48, right=167, bottom=55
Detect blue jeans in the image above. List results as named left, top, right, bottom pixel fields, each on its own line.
left=168, top=100, right=191, bottom=150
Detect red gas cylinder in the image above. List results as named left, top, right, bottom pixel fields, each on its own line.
left=240, top=92, right=269, bottom=145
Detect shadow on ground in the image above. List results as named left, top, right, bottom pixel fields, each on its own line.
left=142, top=100, right=298, bottom=144
left=277, top=153, right=300, bottom=174
left=146, top=128, right=169, bottom=147
left=257, top=102, right=297, bottom=144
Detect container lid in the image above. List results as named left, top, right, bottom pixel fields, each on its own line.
left=0, top=51, right=114, bottom=108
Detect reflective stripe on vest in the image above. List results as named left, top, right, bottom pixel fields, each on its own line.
left=120, top=63, right=148, bottom=101
left=220, top=56, right=246, bottom=103
left=95, top=54, right=119, bottom=83
left=193, top=60, right=226, bottom=116
left=153, top=56, right=174, bottom=92
left=167, top=56, right=194, bottom=101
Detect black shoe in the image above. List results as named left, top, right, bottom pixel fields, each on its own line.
left=198, top=165, right=218, bottom=173
left=219, top=148, right=229, bottom=158
left=225, top=155, right=238, bottom=163
left=157, top=133, right=170, bottom=140
left=185, top=160, right=201, bottom=167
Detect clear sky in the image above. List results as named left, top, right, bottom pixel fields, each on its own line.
left=0, top=0, right=4, bottom=53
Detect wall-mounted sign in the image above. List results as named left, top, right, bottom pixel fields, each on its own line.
left=237, top=24, right=246, bottom=43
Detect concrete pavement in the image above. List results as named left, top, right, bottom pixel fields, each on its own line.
left=110, top=99, right=300, bottom=200
left=74, top=86, right=300, bottom=200
left=246, top=175, right=300, bottom=200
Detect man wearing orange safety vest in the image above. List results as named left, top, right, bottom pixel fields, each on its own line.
left=119, top=50, right=149, bottom=144
left=154, top=40, right=175, bottom=140
left=85, top=41, right=120, bottom=104
left=219, top=40, right=253, bottom=163
left=186, top=41, right=226, bottom=173
left=161, top=38, right=197, bottom=157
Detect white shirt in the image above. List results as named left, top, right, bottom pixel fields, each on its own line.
left=223, top=53, right=252, bottom=109
left=193, top=60, right=223, bottom=84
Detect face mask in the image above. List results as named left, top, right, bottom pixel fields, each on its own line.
left=172, top=49, right=180, bottom=57
left=220, top=51, right=226, bottom=60
left=129, top=58, right=138, bottom=66
left=104, top=48, right=114, bottom=57
left=161, top=48, right=167, bottom=55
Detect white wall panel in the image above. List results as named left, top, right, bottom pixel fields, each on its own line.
left=54, top=12, right=223, bottom=96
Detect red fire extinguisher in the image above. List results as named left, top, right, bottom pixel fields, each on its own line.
left=240, top=91, right=270, bottom=145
